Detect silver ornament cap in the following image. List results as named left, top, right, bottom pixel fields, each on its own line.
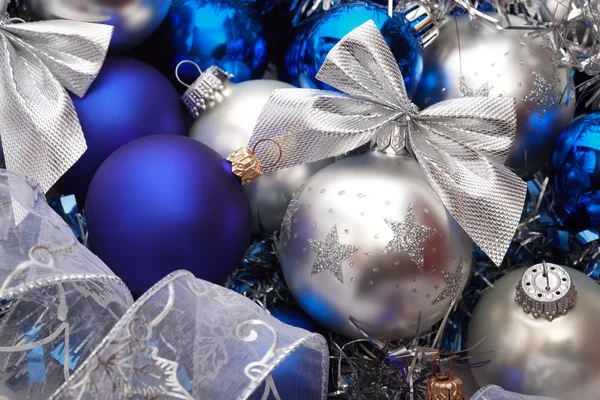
left=401, top=2, right=439, bottom=48
left=515, top=261, right=576, bottom=321
left=180, top=65, right=232, bottom=119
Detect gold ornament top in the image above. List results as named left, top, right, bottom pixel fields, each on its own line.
left=227, top=138, right=282, bottom=185
left=426, top=350, right=465, bottom=400
left=426, top=376, right=465, bottom=400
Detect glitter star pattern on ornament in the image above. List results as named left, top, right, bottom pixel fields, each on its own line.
left=383, top=204, right=437, bottom=271
left=432, top=261, right=467, bottom=305
left=522, top=71, right=560, bottom=122
left=281, top=192, right=302, bottom=241
left=308, top=225, right=359, bottom=283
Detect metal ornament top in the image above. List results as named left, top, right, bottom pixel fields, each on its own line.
left=248, top=20, right=527, bottom=266
left=180, top=64, right=232, bottom=119
left=515, top=262, right=577, bottom=321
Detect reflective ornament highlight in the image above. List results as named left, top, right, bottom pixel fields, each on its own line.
left=25, top=0, right=172, bottom=51
left=279, top=151, right=473, bottom=339
left=551, top=113, right=600, bottom=230
left=188, top=77, right=331, bottom=234
left=414, top=14, right=574, bottom=178
left=56, top=57, right=186, bottom=204
left=468, top=265, right=600, bottom=399
left=136, top=0, right=267, bottom=84
left=85, top=135, right=251, bottom=296
left=283, top=2, right=423, bottom=98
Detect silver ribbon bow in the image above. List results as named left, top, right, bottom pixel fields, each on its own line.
left=0, top=0, right=112, bottom=192
left=249, top=20, right=527, bottom=266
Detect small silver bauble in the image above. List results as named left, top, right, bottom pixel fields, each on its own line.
left=279, top=150, right=473, bottom=339
left=468, top=264, right=600, bottom=400
left=414, top=13, right=575, bottom=178
left=186, top=70, right=331, bottom=234
left=25, top=0, right=172, bottom=51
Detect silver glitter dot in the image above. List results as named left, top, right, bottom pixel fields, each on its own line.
left=519, top=60, right=524, bottom=65
left=360, top=212, right=365, bottom=216
left=504, top=52, right=510, bottom=56
left=369, top=280, right=374, bottom=286
left=364, top=251, right=370, bottom=256
left=385, top=201, right=390, bottom=205
left=491, top=63, right=495, bottom=67
left=394, top=260, right=401, bottom=266
left=412, top=288, right=417, bottom=293
left=344, top=229, right=350, bottom=234
left=313, top=223, right=317, bottom=228
left=431, top=269, right=437, bottom=274
left=394, top=284, right=399, bottom=289
left=293, top=217, right=298, bottom=223
left=432, top=248, right=437, bottom=253
left=303, top=247, right=307, bottom=252
left=357, top=193, right=367, bottom=198
left=308, top=202, right=312, bottom=207
left=320, top=189, right=326, bottom=194
left=329, top=208, right=334, bottom=214
left=307, top=187, right=312, bottom=191
left=520, top=42, right=525, bottom=47
left=474, top=72, right=478, bottom=76
left=351, top=277, right=356, bottom=282
left=518, top=82, right=523, bottom=87
left=424, top=209, right=429, bottom=214
left=435, top=284, right=439, bottom=290
left=412, top=277, right=417, bottom=282
left=338, top=190, right=345, bottom=196
left=441, top=87, right=447, bottom=92
left=293, top=233, right=298, bottom=239
left=373, top=267, right=379, bottom=272
left=424, top=97, right=431, bottom=104
left=349, top=263, right=354, bottom=268
left=281, top=193, right=302, bottom=240
left=426, top=294, right=431, bottom=298
left=374, top=234, right=379, bottom=239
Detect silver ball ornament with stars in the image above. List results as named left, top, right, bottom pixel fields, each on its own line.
left=279, top=150, right=473, bottom=339
left=414, top=13, right=574, bottom=178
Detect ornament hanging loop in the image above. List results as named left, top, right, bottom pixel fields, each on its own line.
left=175, top=60, right=203, bottom=88
left=432, top=349, right=456, bottom=378
left=426, top=350, right=465, bottom=400
left=227, top=139, right=283, bottom=185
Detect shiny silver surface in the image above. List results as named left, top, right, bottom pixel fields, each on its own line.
left=415, top=14, right=575, bottom=178
left=189, top=79, right=331, bottom=234
left=469, top=267, right=600, bottom=400
left=26, top=0, right=171, bottom=51
left=280, top=151, right=473, bottom=339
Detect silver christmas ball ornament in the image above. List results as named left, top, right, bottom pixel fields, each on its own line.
left=468, top=263, right=600, bottom=399
left=183, top=66, right=332, bottom=234
left=25, top=0, right=172, bottom=51
left=279, top=151, right=473, bottom=339
left=414, top=14, right=575, bottom=178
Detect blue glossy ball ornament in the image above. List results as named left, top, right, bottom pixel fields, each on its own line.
left=283, top=2, right=423, bottom=97
left=85, top=135, right=252, bottom=296
left=57, top=57, right=186, bottom=204
left=552, top=113, right=600, bottom=230
left=136, top=0, right=267, bottom=84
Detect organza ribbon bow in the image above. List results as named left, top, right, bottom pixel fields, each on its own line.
left=249, top=20, right=527, bottom=266
left=0, top=0, right=112, bottom=192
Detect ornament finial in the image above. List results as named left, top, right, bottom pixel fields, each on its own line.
left=515, top=262, right=577, bottom=321
left=426, top=350, right=465, bottom=400
left=178, top=63, right=232, bottom=119
left=227, top=139, right=282, bottom=185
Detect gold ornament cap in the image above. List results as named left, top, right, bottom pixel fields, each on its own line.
left=227, top=139, right=282, bottom=185
left=426, top=350, right=465, bottom=400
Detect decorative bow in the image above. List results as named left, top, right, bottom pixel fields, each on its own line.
left=248, top=20, right=527, bottom=266
left=0, top=0, right=112, bottom=192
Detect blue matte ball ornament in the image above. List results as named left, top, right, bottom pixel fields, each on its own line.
left=552, top=113, right=600, bottom=230
left=283, top=2, right=423, bottom=97
left=136, top=0, right=267, bottom=84
left=85, top=135, right=252, bottom=296
left=57, top=57, right=186, bottom=204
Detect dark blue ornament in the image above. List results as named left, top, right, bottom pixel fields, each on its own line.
left=552, top=113, right=600, bottom=230
left=136, top=0, right=267, bottom=85
left=57, top=57, right=186, bottom=204
left=283, top=2, right=423, bottom=97
left=85, top=135, right=252, bottom=296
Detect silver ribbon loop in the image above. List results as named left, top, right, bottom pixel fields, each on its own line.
left=0, top=6, right=113, bottom=192
left=249, top=20, right=527, bottom=266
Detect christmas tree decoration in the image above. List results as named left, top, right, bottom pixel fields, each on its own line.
left=182, top=64, right=332, bottom=234
left=85, top=135, right=251, bottom=296
left=56, top=57, right=186, bottom=204
left=551, top=112, right=600, bottom=230
left=414, top=13, right=575, bottom=178
left=426, top=350, right=464, bottom=400
left=247, top=22, right=526, bottom=338
left=25, top=0, right=171, bottom=51
left=0, top=1, right=112, bottom=193
left=468, top=263, right=600, bottom=399
left=136, top=0, right=267, bottom=85
left=283, top=1, right=428, bottom=97
left=278, top=151, right=473, bottom=338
